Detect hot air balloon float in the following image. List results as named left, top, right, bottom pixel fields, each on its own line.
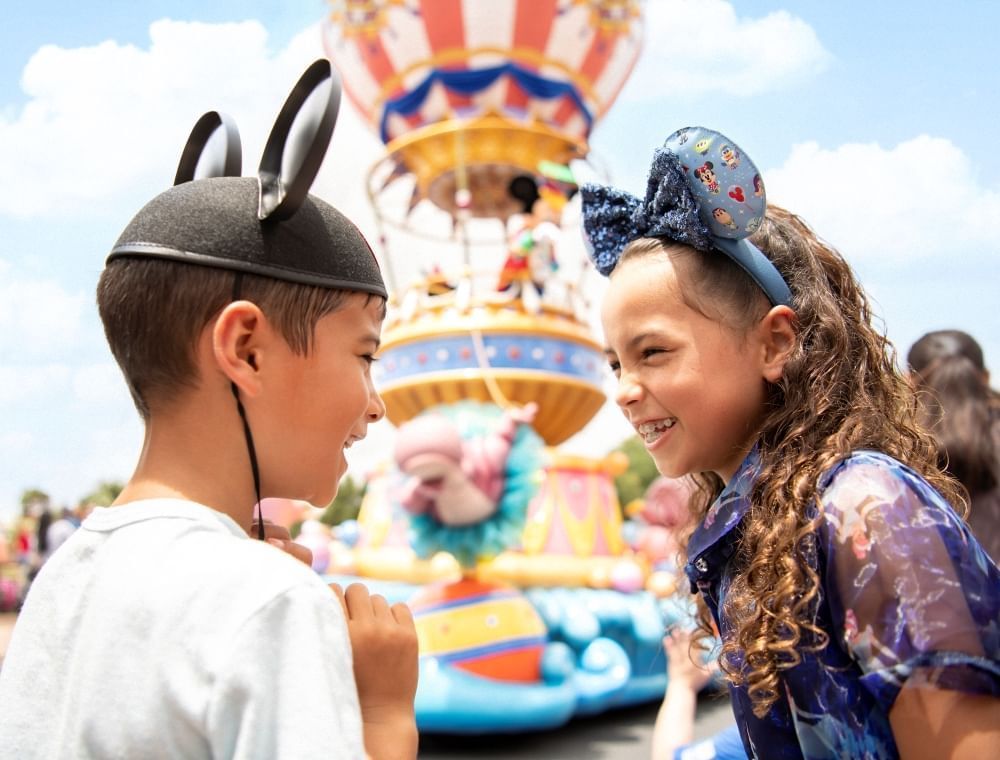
left=316, top=0, right=695, bottom=733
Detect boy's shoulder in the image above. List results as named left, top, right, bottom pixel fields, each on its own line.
left=78, top=499, right=333, bottom=614
left=16, top=498, right=347, bottom=677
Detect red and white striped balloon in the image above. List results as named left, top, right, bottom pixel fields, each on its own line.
left=322, top=0, right=643, bottom=145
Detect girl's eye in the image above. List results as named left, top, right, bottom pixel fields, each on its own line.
left=607, top=360, right=621, bottom=375
left=361, top=354, right=378, bottom=365
left=641, top=347, right=664, bottom=359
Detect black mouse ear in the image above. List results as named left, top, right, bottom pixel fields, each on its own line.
left=173, top=111, right=242, bottom=185
left=257, top=58, right=341, bottom=222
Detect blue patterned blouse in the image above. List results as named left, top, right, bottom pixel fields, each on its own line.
left=684, top=449, right=1000, bottom=759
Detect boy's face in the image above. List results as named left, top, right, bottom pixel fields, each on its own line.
left=601, top=252, right=768, bottom=484
left=261, top=293, right=385, bottom=506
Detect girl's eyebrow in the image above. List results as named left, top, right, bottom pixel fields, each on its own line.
left=605, top=332, right=661, bottom=357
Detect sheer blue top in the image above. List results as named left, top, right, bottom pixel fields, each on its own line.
left=684, top=450, right=1000, bottom=759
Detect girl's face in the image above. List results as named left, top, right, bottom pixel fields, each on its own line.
left=601, top=252, right=770, bottom=484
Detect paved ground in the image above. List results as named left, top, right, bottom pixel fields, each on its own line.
left=0, top=611, right=736, bottom=758
left=418, top=693, right=735, bottom=759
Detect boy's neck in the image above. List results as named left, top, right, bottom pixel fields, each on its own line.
left=115, top=394, right=259, bottom=534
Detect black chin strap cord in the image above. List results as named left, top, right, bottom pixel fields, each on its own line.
left=231, top=271, right=265, bottom=540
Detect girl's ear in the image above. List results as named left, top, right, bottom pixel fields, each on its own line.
left=759, top=305, right=797, bottom=383
left=212, top=301, right=266, bottom=396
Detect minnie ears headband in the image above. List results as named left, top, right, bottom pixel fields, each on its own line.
left=581, top=126, right=791, bottom=306
left=107, top=59, right=386, bottom=299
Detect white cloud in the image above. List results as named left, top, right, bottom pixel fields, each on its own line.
left=72, top=362, right=130, bottom=406
left=0, top=261, right=87, bottom=357
left=621, top=0, right=831, bottom=101
left=0, top=19, right=334, bottom=217
left=765, top=135, right=1000, bottom=265
left=0, top=363, right=72, bottom=405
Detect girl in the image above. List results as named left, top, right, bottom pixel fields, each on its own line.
left=584, top=126, right=1000, bottom=759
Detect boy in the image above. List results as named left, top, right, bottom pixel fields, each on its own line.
left=0, top=62, right=418, bottom=759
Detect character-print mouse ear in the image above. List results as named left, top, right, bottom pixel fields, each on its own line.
left=663, top=126, right=791, bottom=306
left=662, top=126, right=766, bottom=242
left=257, top=58, right=342, bottom=222
left=173, top=111, right=242, bottom=186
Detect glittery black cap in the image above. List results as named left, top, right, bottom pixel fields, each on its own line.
left=106, top=59, right=386, bottom=299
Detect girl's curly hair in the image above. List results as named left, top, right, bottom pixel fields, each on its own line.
left=622, top=207, right=965, bottom=718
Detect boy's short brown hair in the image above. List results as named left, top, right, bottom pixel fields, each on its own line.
left=97, top=257, right=374, bottom=420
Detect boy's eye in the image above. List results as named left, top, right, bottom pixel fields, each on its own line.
left=361, top=354, right=378, bottom=365
left=641, top=347, right=664, bottom=359
left=607, top=360, right=621, bottom=375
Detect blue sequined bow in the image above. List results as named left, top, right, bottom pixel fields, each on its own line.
left=581, top=148, right=713, bottom=276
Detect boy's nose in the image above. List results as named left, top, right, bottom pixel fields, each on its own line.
left=367, top=388, right=387, bottom=423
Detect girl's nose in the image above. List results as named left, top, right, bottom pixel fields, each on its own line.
left=614, top=371, right=643, bottom=408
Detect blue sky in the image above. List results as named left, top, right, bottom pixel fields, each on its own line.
left=2, top=1, right=998, bottom=518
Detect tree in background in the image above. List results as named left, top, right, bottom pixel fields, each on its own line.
left=319, top=475, right=367, bottom=527
left=19, top=489, right=50, bottom=517
left=80, top=481, right=124, bottom=508
left=612, top=436, right=659, bottom=512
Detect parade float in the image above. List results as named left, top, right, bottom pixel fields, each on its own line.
left=316, top=0, right=694, bottom=733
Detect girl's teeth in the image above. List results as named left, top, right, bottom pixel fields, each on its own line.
left=639, top=419, right=675, bottom=443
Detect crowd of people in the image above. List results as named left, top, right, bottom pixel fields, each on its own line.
left=0, top=61, right=996, bottom=760
left=0, top=503, right=94, bottom=615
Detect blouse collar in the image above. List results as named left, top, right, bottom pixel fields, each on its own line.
left=684, top=447, right=761, bottom=588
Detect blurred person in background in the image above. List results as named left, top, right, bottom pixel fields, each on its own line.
left=908, top=329, right=1000, bottom=562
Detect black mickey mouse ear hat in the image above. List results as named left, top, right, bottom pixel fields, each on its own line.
left=107, top=59, right=386, bottom=299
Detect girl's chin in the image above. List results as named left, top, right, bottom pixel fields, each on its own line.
left=651, top=452, right=689, bottom=481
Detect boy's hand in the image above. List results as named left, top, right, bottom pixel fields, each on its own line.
left=253, top=520, right=314, bottom=568
left=331, top=582, right=419, bottom=760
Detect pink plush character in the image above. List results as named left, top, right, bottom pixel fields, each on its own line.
left=631, top=476, right=696, bottom=564
left=394, top=403, right=538, bottom=526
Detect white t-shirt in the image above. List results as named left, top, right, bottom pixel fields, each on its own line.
left=0, top=499, right=364, bottom=759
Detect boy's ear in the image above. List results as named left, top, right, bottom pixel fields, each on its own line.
left=758, top=305, right=797, bottom=383
left=212, top=301, right=267, bottom=396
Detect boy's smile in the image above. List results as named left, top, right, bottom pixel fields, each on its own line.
left=601, top=251, right=769, bottom=484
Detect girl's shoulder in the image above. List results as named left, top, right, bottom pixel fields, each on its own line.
left=814, top=450, right=967, bottom=543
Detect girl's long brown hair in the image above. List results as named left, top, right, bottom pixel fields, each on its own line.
left=625, top=207, right=965, bottom=717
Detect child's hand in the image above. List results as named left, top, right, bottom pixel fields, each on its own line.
left=664, top=628, right=715, bottom=691
left=253, top=520, right=314, bottom=568
left=331, top=582, right=418, bottom=760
